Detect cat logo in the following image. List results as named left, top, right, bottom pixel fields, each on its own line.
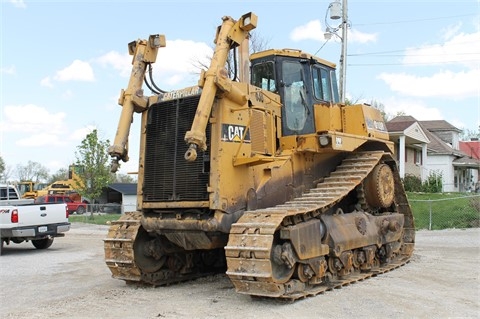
left=221, top=124, right=251, bottom=143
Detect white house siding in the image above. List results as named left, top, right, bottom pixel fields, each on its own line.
left=404, top=123, right=429, bottom=143
left=425, top=155, right=456, bottom=192
left=122, top=194, right=137, bottom=214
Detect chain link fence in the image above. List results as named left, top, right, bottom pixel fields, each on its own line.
left=72, top=203, right=127, bottom=215
left=409, top=194, right=480, bottom=230
left=69, top=195, right=480, bottom=231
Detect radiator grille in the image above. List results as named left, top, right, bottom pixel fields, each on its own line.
left=143, top=95, right=210, bottom=202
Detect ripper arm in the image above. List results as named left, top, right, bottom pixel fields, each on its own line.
left=108, top=35, right=166, bottom=172
left=184, top=13, right=257, bottom=162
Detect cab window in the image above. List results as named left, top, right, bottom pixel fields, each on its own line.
left=312, top=66, right=333, bottom=102
left=282, top=61, right=308, bottom=131
left=251, top=61, right=276, bottom=92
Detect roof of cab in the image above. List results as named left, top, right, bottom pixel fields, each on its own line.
left=250, top=49, right=336, bottom=69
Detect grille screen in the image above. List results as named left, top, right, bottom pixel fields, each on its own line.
left=143, top=95, right=210, bottom=202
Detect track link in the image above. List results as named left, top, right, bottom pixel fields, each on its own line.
left=225, top=151, right=415, bottom=299
left=104, top=212, right=143, bottom=282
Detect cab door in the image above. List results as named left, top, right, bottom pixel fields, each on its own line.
left=279, top=60, right=315, bottom=136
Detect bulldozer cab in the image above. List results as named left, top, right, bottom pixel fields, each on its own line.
left=251, top=49, right=340, bottom=136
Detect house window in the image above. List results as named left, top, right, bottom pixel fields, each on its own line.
left=414, top=149, right=422, bottom=165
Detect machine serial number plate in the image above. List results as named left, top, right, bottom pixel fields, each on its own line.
left=38, top=226, right=48, bottom=233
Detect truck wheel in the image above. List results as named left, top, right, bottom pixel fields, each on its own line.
left=76, top=206, right=86, bottom=215
left=0, top=240, right=3, bottom=256
left=32, top=237, right=54, bottom=250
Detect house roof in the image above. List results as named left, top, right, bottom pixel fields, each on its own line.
left=387, top=116, right=464, bottom=156
left=108, top=183, right=137, bottom=195
left=460, top=141, right=480, bottom=160
left=386, top=116, right=429, bottom=145
left=385, top=120, right=413, bottom=132
left=420, top=120, right=463, bottom=133
left=453, top=156, right=480, bottom=168
left=388, top=115, right=417, bottom=123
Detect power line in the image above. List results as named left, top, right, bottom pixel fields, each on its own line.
left=349, top=52, right=480, bottom=57
left=347, top=39, right=480, bottom=57
left=355, top=13, right=476, bottom=26
left=348, top=59, right=480, bottom=66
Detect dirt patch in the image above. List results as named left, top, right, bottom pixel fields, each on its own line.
left=1, top=224, right=479, bottom=318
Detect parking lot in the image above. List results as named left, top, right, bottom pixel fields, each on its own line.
left=0, top=223, right=479, bottom=319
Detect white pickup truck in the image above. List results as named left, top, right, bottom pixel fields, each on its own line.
left=0, top=184, right=71, bottom=255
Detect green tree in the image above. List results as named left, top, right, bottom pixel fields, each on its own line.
left=74, top=129, right=113, bottom=208
left=460, top=128, right=480, bottom=141
left=114, top=173, right=136, bottom=183
left=48, top=167, right=69, bottom=184
left=15, top=161, right=49, bottom=182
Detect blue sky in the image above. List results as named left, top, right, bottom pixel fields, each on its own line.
left=1, top=0, right=479, bottom=179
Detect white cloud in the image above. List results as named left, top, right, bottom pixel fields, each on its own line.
left=53, top=60, right=95, bottom=82
left=349, top=29, right=378, bottom=44
left=96, top=51, right=132, bottom=77
left=157, top=40, right=212, bottom=74
left=1, top=65, right=16, bottom=75
left=69, top=126, right=97, bottom=141
left=290, top=20, right=377, bottom=43
left=290, top=20, right=325, bottom=42
left=2, top=104, right=67, bottom=135
left=95, top=39, right=212, bottom=88
left=379, top=26, right=480, bottom=100
left=442, top=22, right=463, bottom=41
left=1, top=104, right=68, bottom=147
left=383, top=98, right=444, bottom=121
left=40, top=76, right=54, bottom=88
left=9, top=0, right=26, bottom=8
left=378, top=68, right=480, bottom=99
left=403, top=29, right=480, bottom=68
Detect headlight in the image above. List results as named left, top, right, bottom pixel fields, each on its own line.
left=318, top=135, right=330, bottom=147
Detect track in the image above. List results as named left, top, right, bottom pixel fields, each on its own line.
left=104, top=213, right=226, bottom=286
left=225, top=151, right=415, bottom=299
left=104, top=212, right=143, bottom=282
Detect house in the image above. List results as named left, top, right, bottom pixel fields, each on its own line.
left=98, top=183, right=137, bottom=214
left=387, top=116, right=480, bottom=192
left=385, top=116, right=429, bottom=181
left=421, top=120, right=479, bottom=192
left=459, top=139, right=480, bottom=191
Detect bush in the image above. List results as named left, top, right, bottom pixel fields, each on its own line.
left=422, top=171, right=443, bottom=193
left=402, top=171, right=443, bottom=193
left=403, top=174, right=422, bottom=192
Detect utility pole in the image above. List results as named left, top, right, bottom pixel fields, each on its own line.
left=339, top=0, right=348, bottom=104
left=326, top=0, right=348, bottom=104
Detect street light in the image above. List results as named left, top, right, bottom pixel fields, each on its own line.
left=325, top=0, right=348, bottom=104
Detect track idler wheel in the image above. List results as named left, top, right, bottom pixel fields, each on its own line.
left=133, top=228, right=166, bottom=273
left=271, top=242, right=296, bottom=283
left=364, top=164, right=395, bottom=208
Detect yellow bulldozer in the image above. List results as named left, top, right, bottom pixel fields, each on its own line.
left=104, top=12, right=415, bottom=299
left=19, top=165, right=83, bottom=200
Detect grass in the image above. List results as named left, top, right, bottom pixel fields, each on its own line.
left=407, top=192, right=480, bottom=230
left=69, top=213, right=121, bottom=225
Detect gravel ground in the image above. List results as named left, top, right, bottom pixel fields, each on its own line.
left=0, top=223, right=479, bottom=319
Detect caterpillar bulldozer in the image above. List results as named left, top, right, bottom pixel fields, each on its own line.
left=104, top=12, right=415, bottom=299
